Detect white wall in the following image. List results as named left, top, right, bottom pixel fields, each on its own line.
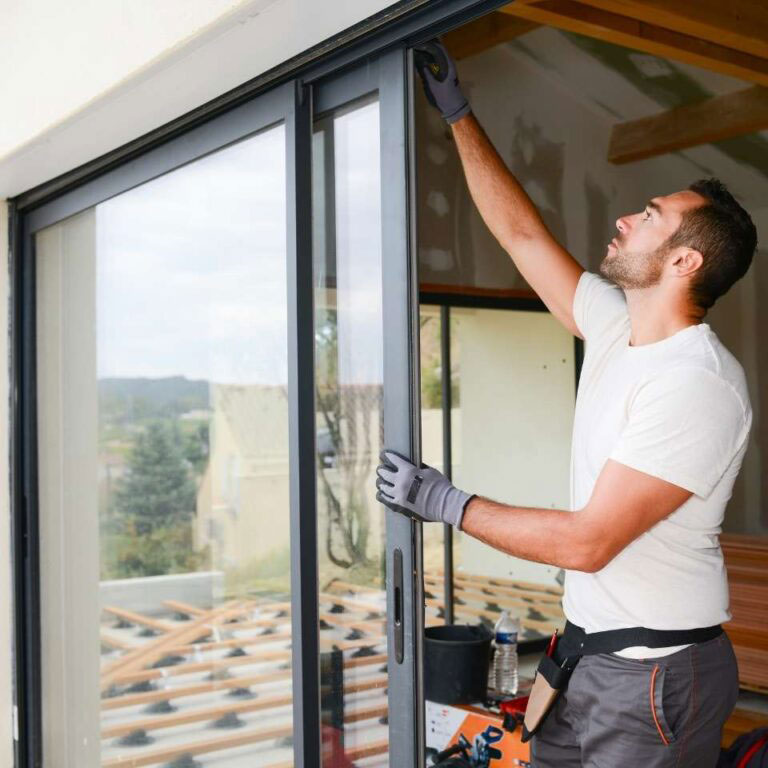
left=0, top=0, right=400, bottom=197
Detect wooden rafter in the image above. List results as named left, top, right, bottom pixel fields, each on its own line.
left=573, top=0, right=768, bottom=60
left=443, top=11, right=539, bottom=60
left=499, top=1, right=768, bottom=86
left=608, top=85, right=768, bottom=163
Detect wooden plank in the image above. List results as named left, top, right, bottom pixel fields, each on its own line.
left=101, top=601, right=247, bottom=687
left=572, top=0, right=768, bottom=60
left=420, top=283, right=539, bottom=302
left=101, top=632, right=133, bottom=651
left=430, top=573, right=564, bottom=604
left=110, top=647, right=294, bottom=686
left=427, top=598, right=561, bottom=634
left=318, top=592, right=385, bottom=615
left=101, top=705, right=388, bottom=767
left=109, top=633, right=386, bottom=687
left=102, top=605, right=173, bottom=633
left=453, top=571, right=563, bottom=596
left=608, top=86, right=768, bottom=163
left=101, top=653, right=388, bottom=712
left=425, top=575, right=564, bottom=618
left=499, top=0, right=768, bottom=86
left=325, top=579, right=384, bottom=595
left=162, top=599, right=207, bottom=617
left=444, top=11, right=539, bottom=60
left=102, top=686, right=388, bottom=739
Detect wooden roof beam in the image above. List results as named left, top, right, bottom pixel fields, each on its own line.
left=499, top=0, right=768, bottom=86
left=608, top=85, right=768, bottom=163
left=443, top=11, right=539, bottom=60
left=573, top=0, right=768, bottom=60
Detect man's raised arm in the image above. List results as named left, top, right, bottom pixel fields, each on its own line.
left=415, top=40, right=585, bottom=339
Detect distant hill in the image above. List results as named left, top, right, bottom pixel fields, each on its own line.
left=99, top=376, right=210, bottom=422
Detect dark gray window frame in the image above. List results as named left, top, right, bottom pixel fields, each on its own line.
left=8, top=2, right=519, bottom=767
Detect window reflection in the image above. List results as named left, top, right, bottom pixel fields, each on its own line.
left=314, top=97, right=391, bottom=768
left=37, top=124, right=296, bottom=767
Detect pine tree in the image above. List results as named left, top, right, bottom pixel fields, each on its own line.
left=114, top=421, right=195, bottom=535
left=106, top=421, right=204, bottom=577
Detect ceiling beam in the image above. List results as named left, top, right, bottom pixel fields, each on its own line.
left=607, top=85, right=768, bottom=163
left=499, top=0, right=768, bottom=85
left=443, top=11, right=539, bottom=60
left=573, top=0, right=768, bottom=60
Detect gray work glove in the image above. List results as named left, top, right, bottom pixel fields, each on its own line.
left=375, top=449, right=475, bottom=529
left=414, top=39, right=471, bottom=124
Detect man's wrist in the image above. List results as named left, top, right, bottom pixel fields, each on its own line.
left=456, top=493, right=478, bottom=530
left=444, top=101, right=471, bottom=125
left=458, top=494, right=481, bottom=531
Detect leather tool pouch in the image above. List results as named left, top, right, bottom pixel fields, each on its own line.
left=521, top=652, right=578, bottom=743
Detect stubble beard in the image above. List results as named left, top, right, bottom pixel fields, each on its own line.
left=598, top=241, right=667, bottom=290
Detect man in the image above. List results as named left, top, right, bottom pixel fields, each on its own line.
left=375, top=40, right=757, bottom=767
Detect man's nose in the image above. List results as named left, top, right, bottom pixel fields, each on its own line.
left=615, top=216, right=628, bottom=234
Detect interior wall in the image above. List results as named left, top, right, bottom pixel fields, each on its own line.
left=417, top=38, right=766, bottom=534
left=451, top=309, right=575, bottom=586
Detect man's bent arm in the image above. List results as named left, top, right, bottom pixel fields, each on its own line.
left=459, top=459, right=693, bottom=574
left=460, top=496, right=601, bottom=572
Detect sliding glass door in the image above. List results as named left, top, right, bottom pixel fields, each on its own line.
left=29, top=93, right=298, bottom=768
left=311, top=49, right=423, bottom=768
left=17, top=47, right=423, bottom=768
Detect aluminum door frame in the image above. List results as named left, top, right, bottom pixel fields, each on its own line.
left=314, top=47, right=423, bottom=768
left=11, top=82, right=322, bottom=768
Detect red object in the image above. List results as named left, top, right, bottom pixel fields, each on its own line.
left=738, top=733, right=768, bottom=767
left=500, top=696, right=529, bottom=716
left=546, top=630, right=558, bottom=657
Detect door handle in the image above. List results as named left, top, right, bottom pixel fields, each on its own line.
left=393, top=547, right=404, bottom=664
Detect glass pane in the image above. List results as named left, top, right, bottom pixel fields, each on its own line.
left=313, top=96, right=389, bottom=768
left=419, top=306, right=447, bottom=619
left=449, top=307, right=572, bottom=644
left=36, top=124, right=295, bottom=767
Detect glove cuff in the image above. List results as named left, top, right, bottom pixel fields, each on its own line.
left=451, top=491, right=476, bottom=530
left=444, top=100, right=471, bottom=125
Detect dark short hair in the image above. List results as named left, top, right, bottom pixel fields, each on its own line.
left=663, top=178, right=757, bottom=312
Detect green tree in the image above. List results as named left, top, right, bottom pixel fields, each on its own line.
left=106, top=421, right=204, bottom=577
left=114, top=421, right=195, bottom=535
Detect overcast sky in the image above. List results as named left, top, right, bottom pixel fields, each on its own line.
left=94, top=99, right=383, bottom=387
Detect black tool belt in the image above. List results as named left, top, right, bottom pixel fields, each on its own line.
left=556, top=620, right=723, bottom=660
left=521, top=620, right=723, bottom=743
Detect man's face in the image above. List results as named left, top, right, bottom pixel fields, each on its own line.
left=599, top=190, right=705, bottom=289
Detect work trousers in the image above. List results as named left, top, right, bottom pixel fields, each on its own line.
left=530, top=632, right=739, bottom=767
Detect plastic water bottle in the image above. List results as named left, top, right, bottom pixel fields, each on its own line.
left=487, top=637, right=497, bottom=693
left=494, top=611, right=519, bottom=696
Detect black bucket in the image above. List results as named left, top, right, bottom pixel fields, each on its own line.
left=424, top=624, right=493, bottom=705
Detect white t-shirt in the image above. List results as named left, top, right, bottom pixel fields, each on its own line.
left=563, top=271, right=752, bottom=659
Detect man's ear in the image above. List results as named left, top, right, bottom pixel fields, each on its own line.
left=670, top=246, right=703, bottom=278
